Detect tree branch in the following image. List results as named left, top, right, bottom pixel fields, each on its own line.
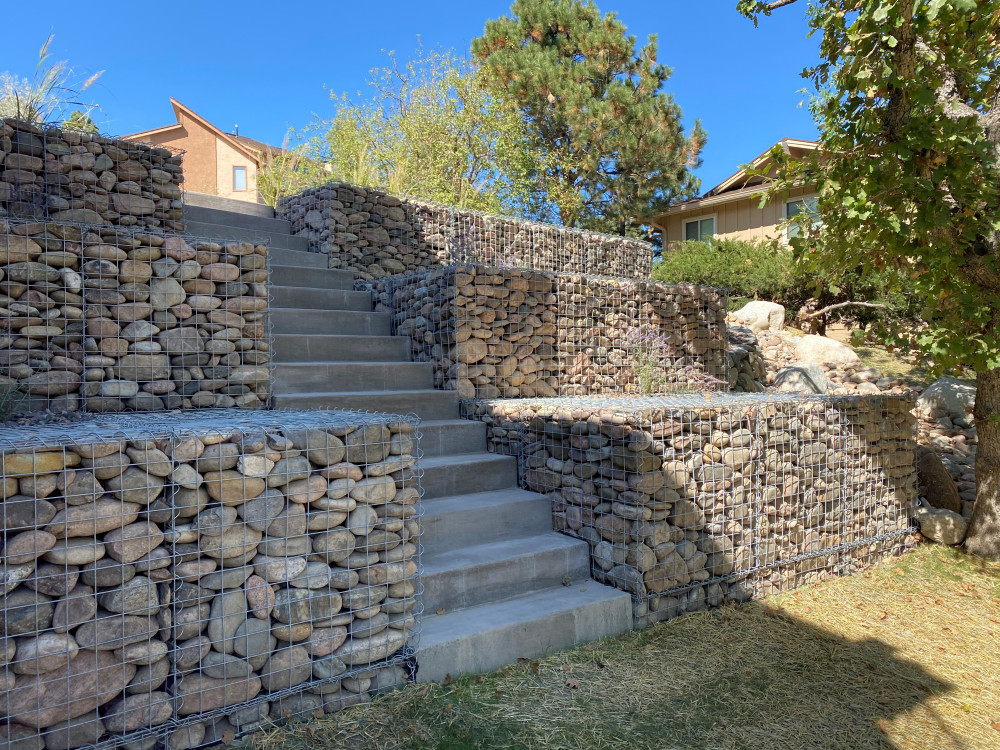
left=915, top=38, right=985, bottom=123
left=801, top=301, right=889, bottom=320
left=765, top=0, right=800, bottom=8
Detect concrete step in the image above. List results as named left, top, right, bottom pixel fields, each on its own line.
left=269, top=248, right=329, bottom=269
left=184, top=220, right=310, bottom=252
left=421, top=489, right=553, bottom=553
left=270, top=389, right=459, bottom=420
left=272, top=334, right=410, bottom=363
left=184, top=192, right=274, bottom=218
left=273, top=361, right=433, bottom=393
left=417, top=419, right=487, bottom=458
left=270, top=308, right=390, bottom=336
left=269, top=265, right=355, bottom=290
left=270, top=286, right=371, bottom=311
left=419, top=453, right=517, bottom=499
left=183, top=205, right=292, bottom=233
left=415, top=580, right=633, bottom=683
left=420, top=533, right=592, bottom=614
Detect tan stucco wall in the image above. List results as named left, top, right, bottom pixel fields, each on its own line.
left=128, top=114, right=218, bottom=195
left=215, top=138, right=258, bottom=202
left=661, top=185, right=814, bottom=249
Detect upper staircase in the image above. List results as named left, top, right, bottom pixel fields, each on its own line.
left=183, top=193, right=632, bottom=682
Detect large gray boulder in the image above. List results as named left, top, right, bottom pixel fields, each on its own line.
left=794, top=335, right=862, bottom=367
left=731, top=301, right=785, bottom=332
left=916, top=505, right=968, bottom=546
left=914, top=446, right=962, bottom=513
left=774, top=362, right=829, bottom=394
left=916, top=377, right=976, bottom=420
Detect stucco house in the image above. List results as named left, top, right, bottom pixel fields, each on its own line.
left=124, top=98, right=282, bottom=204
left=652, top=138, right=818, bottom=249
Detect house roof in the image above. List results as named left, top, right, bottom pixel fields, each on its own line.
left=657, top=138, right=818, bottom=221
left=123, top=98, right=285, bottom=164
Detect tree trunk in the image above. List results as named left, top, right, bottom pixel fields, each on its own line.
left=964, top=367, right=1000, bottom=560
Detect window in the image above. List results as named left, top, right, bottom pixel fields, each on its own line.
left=785, top=196, right=819, bottom=239
left=683, top=216, right=715, bottom=243
left=233, top=166, right=247, bottom=192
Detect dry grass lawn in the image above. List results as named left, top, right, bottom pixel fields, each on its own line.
left=254, top=546, right=1000, bottom=750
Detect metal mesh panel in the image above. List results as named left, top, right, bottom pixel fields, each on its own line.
left=275, top=183, right=654, bottom=280
left=0, top=408, right=421, bottom=749
left=466, top=393, right=917, bottom=624
left=0, top=223, right=271, bottom=413
left=373, top=265, right=728, bottom=400
left=0, top=119, right=185, bottom=233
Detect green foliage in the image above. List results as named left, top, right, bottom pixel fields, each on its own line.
left=64, top=109, right=99, bottom=134
left=473, top=0, right=705, bottom=233
left=653, top=239, right=809, bottom=307
left=0, top=34, right=102, bottom=125
left=738, top=0, right=1000, bottom=375
left=300, top=46, right=539, bottom=213
left=255, top=138, right=328, bottom=208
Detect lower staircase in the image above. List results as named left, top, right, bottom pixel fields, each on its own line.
left=183, top=193, right=632, bottom=682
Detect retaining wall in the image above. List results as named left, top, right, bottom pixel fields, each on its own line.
left=0, top=119, right=184, bottom=232
left=0, top=223, right=271, bottom=413
left=275, top=183, right=653, bottom=280
left=372, top=264, right=728, bottom=400
left=463, top=393, right=917, bottom=623
left=0, top=409, right=420, bottom=750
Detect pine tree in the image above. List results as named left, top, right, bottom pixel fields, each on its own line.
left=473, top=0, right=705, bottom=234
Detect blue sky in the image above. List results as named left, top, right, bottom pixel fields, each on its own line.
left=3, top=0, right=819, bottom=193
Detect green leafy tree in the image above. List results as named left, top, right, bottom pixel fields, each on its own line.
left=301, top=46, right=539, bottom=213
left=0, top=34, right=102, bottom=125
left=255, top=136, right=329, bottom=208
left=472, top=0, right=705, bottom=234
left=738, top=0, right=1000, bottom=559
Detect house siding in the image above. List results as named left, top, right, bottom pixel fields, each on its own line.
left=215, top=137, right=258, bottom=201
left=662, top=185, right=812, bottom=249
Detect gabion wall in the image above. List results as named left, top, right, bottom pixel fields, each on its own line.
left=0, top=222, right=270, bottom=413
left=0, top=409, right=421, bottom=750
left=275, top=182, right=654, bottom=280
left=0, top=119, right=184, bottom=232
left=466, top=393, right=917, bottom=623
left=371, top=265, right=728, bottom=399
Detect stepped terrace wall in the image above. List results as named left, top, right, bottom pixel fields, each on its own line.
left=0, top=222, right=271, bottom=413
left=275, top=183, right=653, bottom=280
left=371, top=265, right=728, bottom=400
left=465, top=393, right=917, bottom=624
left=1, top=119, right=184, bottom=232
left=0, top=409, right=420, bottom=750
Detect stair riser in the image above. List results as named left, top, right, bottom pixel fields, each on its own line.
left=420, top=455, right=517, bottom=499
left=421, top=497, right=553, bottom=553
left=184, top=205, right=291, bottom=233
left=185, top=220, right=310, bottom=251
left=271, top=391, right=459, bottom=420
left=270, top=287, right=371, bottom=311
left=269, top=266, right=355, bottom=290
left=269, top=249, right=329, bottom=269
left=414, top=585, right=633, bottom=683
left=271, top=310, right=390, bottom=336
left=183, top=192, right=275, bottom=218
left=417, top=422, right=487, bottom=458
left=272, top=335, right=410, bottom=363
left=421, top=543, right=592, bottom=613
left=273, top=363, right=432, bottom=392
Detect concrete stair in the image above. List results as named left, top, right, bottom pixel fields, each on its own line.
left=183, top=193, right=633, bottom=683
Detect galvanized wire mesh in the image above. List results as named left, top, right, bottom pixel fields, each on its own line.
left=0, top=222, right=271, bottom=414
left=275, top=182, right=654, bottom=281
left=372, top=264, right=728, bottom=400
left=0, top=408, right=421, bottom=749
left=465, top=393, right=917, bottom=623
left=0, top=119, right=184, bottom=232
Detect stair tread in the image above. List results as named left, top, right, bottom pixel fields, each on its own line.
left=421, top=532, right=581, bottom=571
left=422, top=487, right=544, bottom=511
left=417, top=580, right=631, bottom=648
left=418, top=452, right=512, bottom=470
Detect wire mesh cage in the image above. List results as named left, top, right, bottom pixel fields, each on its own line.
left=0, top=407, right=421, bottom=749
left=469, top=393, right=918, bottom=623
left=0, top=221, right=271, bottom=414
left=275, top=183, right=655, bottom=281
left=373, top=264, right=728, bottom=401
left=0, top=119, right=184, bottom=233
